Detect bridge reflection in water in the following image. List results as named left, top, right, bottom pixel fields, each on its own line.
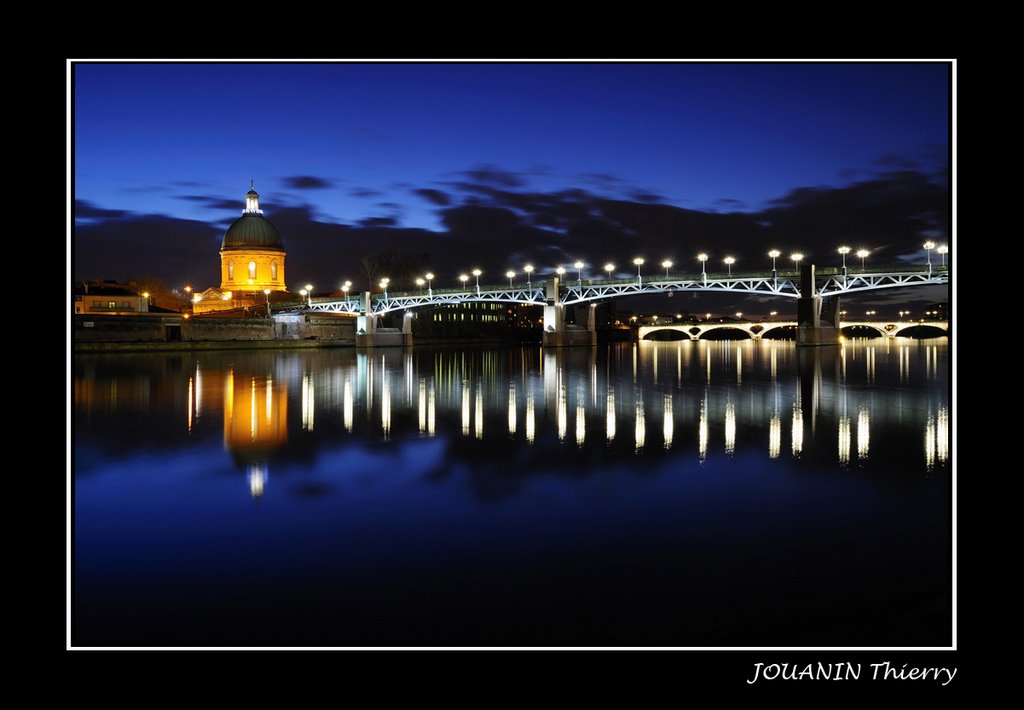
left=139, top=339, right=950, bottom=499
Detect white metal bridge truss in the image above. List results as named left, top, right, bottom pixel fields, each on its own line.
left=285, top=268, right=948, bottom=316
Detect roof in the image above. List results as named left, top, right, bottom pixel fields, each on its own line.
left=73, top=282, right=142, bottom=296
left=221, top=213, right=284, bottom=251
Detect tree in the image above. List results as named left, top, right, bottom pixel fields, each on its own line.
left=359, top=250, right=430, bottom=291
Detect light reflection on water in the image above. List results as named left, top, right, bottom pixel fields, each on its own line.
left=75, top=340, right=951, bottom=491
left=73, top=338, right=951, bottom=647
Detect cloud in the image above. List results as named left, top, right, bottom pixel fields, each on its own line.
left=580, top=172, right=624, bottom=187
left=412, top=188, right=450, bottom=206
left=175, top=195, right=240, bottom=211
left=122, top=185, right=171, bottom=194
left=74, top=212, right=221, bottom=285
left=359, top=217, right=397, bottom=228
left=282, top=176, right=333, bottom=190
left=349, top=187, right=382, bottom=199
left=875, top=154, right=921, bottom=170
left=630, top=190, right=664, bottom=204
left=461, top=164, right=525, bottom=188
left=75, top=200, right=129, bottom=220
left=713, top=198, right=747, bottom=210
left=763, top=171, right=948, bottom=259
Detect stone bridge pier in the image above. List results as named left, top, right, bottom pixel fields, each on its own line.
left=356, top=291, right=413, bottom=347
left=542, top=277, right=597, bottom=347
left=797, top=264, right=841, bottom=347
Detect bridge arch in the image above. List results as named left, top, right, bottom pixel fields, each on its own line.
left=840, top=323, right=888, bottom=338
left=759, top=324, right=798, bottom=340
left=892, top=324, right=949, bottom=338
left=640, top=328, right=690, bottom=341
left=696, top=325, right=754, bottom=340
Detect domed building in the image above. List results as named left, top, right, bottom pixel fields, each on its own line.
left=220, top=182, right=287, bottom=292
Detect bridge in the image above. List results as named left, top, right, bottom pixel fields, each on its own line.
left=279, top=263, right=948, bottom=347
left=639, top=320, right=949, bottom=341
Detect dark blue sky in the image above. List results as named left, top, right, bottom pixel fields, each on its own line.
left=73, top=61, right=951, bottom=311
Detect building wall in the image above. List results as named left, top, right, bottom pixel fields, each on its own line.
left=272, top=314, right=356, bottom=340
left=73, top=293, right=149, bottom=315
left=185, top=318, right=276, bottom=341
left=75, top=314, right=175, bottom=341
left=220, top=248, right=287, bottom=292
left=74, top=314, right=355, bottom=344
left=193, top=295, right=268, bottom=315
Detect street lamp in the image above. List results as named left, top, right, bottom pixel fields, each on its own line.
left=723, top=256, right=735, bottom=276
left=604, top=263, right=615, bottom=279
left=937, top=245, right=948, bottom=266
left=506, top=270, right=515, bottom=287
left=770, top=311, right=778, bottom=321
left=697, top=253, right=708, bottom=281
left=768, top=249, right=781, bottom=273
left=556, top=266, right=566, bottom=279
left=304, top=284, right=314, bottom=307
left=574, top=260, right=584, bottom=287
left=264, top=288, right=271, bottom=317
left=415, top=278, right=425, bottom=291
left=866, top=310, right=876, bottom=317
left=924, top=240, right=936, bottom=269
left=459, top=274, right=469, bottom=290
left=472, top=268, right=482, bottom=293
left=661, top=259, right=673, bottom=277
left=524, top=264, right=534, bottom=290
left=856, top=249, right=870, bottom=270
left=633, top=257, right=644, bottom=284
left=425, top=272, right=434, bottom=296
left=380, top=278, right=390, bottom=299
left=299, top=288, right=307, bottom=306
left=838, top=246, right=851, bottom=277
left=790, top=253, right=804, bottom=271
left=735, top=312, right=743, bottom=320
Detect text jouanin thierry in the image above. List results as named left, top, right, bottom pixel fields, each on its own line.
left=746, top=661, right=956, bottom=685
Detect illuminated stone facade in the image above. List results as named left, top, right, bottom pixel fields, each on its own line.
left=220, top=249, right=286, bottom=293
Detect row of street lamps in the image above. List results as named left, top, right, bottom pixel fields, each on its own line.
left=301, top=242, right=950, bottom=303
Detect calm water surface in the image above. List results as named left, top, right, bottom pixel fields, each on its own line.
left=73, top=339, right=951, bottom=646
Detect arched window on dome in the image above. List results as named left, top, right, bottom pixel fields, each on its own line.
left=271, top=261, right=278, bottom=281
left=249, top=261, right=257, bottom=280
left=228, top=261, right=234, bottom=281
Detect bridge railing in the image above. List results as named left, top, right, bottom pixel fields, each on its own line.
left=301, top=264, right=946, bottom=308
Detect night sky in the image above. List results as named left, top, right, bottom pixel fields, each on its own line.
left=71, top=61, right=951, bottom=314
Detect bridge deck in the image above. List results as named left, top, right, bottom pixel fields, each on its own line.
left=277, top=265, right=948, bottom=315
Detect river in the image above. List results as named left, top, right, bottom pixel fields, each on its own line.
left=72, top=338, right=951, bottom=647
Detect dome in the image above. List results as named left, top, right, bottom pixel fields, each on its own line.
left=221, top=213, right=284, bottom=251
